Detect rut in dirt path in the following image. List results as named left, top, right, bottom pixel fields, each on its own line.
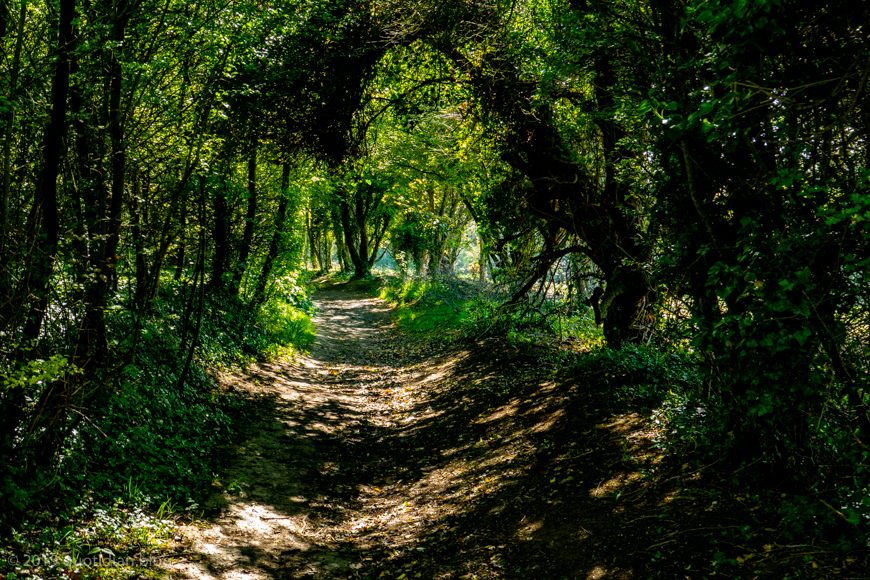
left=163, top=282, right=870, bottom=580
left=168, top=283, right=716, bottom=580
left=168, top=284, right=425, bottom=580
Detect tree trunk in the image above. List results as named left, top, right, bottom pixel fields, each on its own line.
left=253, top=163, right=290, bottom=304
left=339, top=196, right=367, bottom=278
left=331, top=208, right=352, bottom=271
left=23, top=0, right=92, bottom=466
left=75, top=0, right=130, bottom=368
left=180, top=177, right=207, bottom=350
left=21, top=0, right=76, bottom=342
left=232, top=139, right=258, bottom=295
left=174, top=197, right=187, bottom=281
left=320, top=229, right=331, bottom=272
left=307, top=211, right=324, bottom=271
left=419, top=250, right=429, bottom=277
left=131, top=172, right=148, bottom=309
left=367, top=213, right=390, bottom=269
left=178, top=181, right=207, bottom=390
left=478, top=234, right=487, bottom=282
left=0, top=0, right=27, bottom=250
left=210, top=177, right=229, bottom=289
left=355, top=194, right=369, bottom=272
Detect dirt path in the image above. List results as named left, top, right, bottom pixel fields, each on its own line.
left=165, top=282, right=869, bottom=580
left=167, top=283, right=407, bottom=580
left=166, top=282, right=647, bottom=580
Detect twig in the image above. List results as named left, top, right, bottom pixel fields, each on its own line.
left=69, top=407, right=108, bottom=439
left=624, top=514, right=661, bottom=524
left=820, top=499, right=856, bottom=526
left=154, top=552, right=196, bottom=560
left=718, top=456, right=763, bottom=480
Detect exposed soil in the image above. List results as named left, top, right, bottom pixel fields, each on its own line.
left=164, top=281, right=870, bottom=580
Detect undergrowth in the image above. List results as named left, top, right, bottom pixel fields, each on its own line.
left=0, top=276, right=315, bottom=580
left=379, top=274, right=603, bottom=348
left=377, top=274, right=870, bottom=550
left=378, top=275, right=468, bottom=333
left=0, top=491, right=180, bottom=580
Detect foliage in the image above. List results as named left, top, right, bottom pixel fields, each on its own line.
left=571, top=345, right=699, bottom=409
left=379, top=275, right=468, bottom=333
left=1, top=0, right=869, bottom=554
left=0, top=276, right=313, bottom=525
left=632, top=1, right=870, bottom=527
left=0, top=492, right=179, bottom=580
left=380, top=273, right=607, bottom=350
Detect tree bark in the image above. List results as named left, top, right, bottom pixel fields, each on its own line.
left=180, top=177, right=206, bottom=349
left=174, top=197, right=187, bottom=280
left=231, top=138, right=258, bottom=294
left=478, top=233, right=487, bottom=282
left=21, top=0, right=76, bottom=342
left=253, top=163, right=290, bottom=304
left=331, top=208, right=352, bottom=271
left=367, top=213, right=390, bottom=269
left=210, top=176, right=229, bottom=289
left=178, top=180, right=207, bottom=390
left=75, top=0, right=131, bottom=368
left=130, top=171, right=151, bottom=310
left=16, top=0, right=76, bottom=465
left=339, top=195, right=367, bottom=278
left=306, top=210, right=325, bottom=271
left=0, top=0, right=27, bottom=249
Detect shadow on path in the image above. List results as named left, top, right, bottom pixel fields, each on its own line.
left=165, top=281, right=850, bottom=580
left=167, top=284, right=401, bottom=580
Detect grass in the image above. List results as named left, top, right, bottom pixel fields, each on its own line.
left=393, top=301, right=468, bottom=333
left=376, top=274, right=607, bottom=353
left=378, top=275, right=468, bottom=335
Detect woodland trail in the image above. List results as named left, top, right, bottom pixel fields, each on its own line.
left=161, top=282, right=858, bottom=580
left=167, top=282, right=417, bottom=580
left=165, top=280, right=647, bottom=580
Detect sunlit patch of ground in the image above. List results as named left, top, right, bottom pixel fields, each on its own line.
left=165, top=280, right=870, bottom=580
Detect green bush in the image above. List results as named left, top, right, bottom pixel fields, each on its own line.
left=380, top=274, right=607, bottom=348
left=571, top=344, right=700, bottom=408
left=0, top=276, right=315, bottom=523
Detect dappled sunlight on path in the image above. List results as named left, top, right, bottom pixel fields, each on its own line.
left=163, top=282, right=656, bottom=580
left=161, top=281, right=838, bottom=580
left=166, top=284, right=404, bottom=580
